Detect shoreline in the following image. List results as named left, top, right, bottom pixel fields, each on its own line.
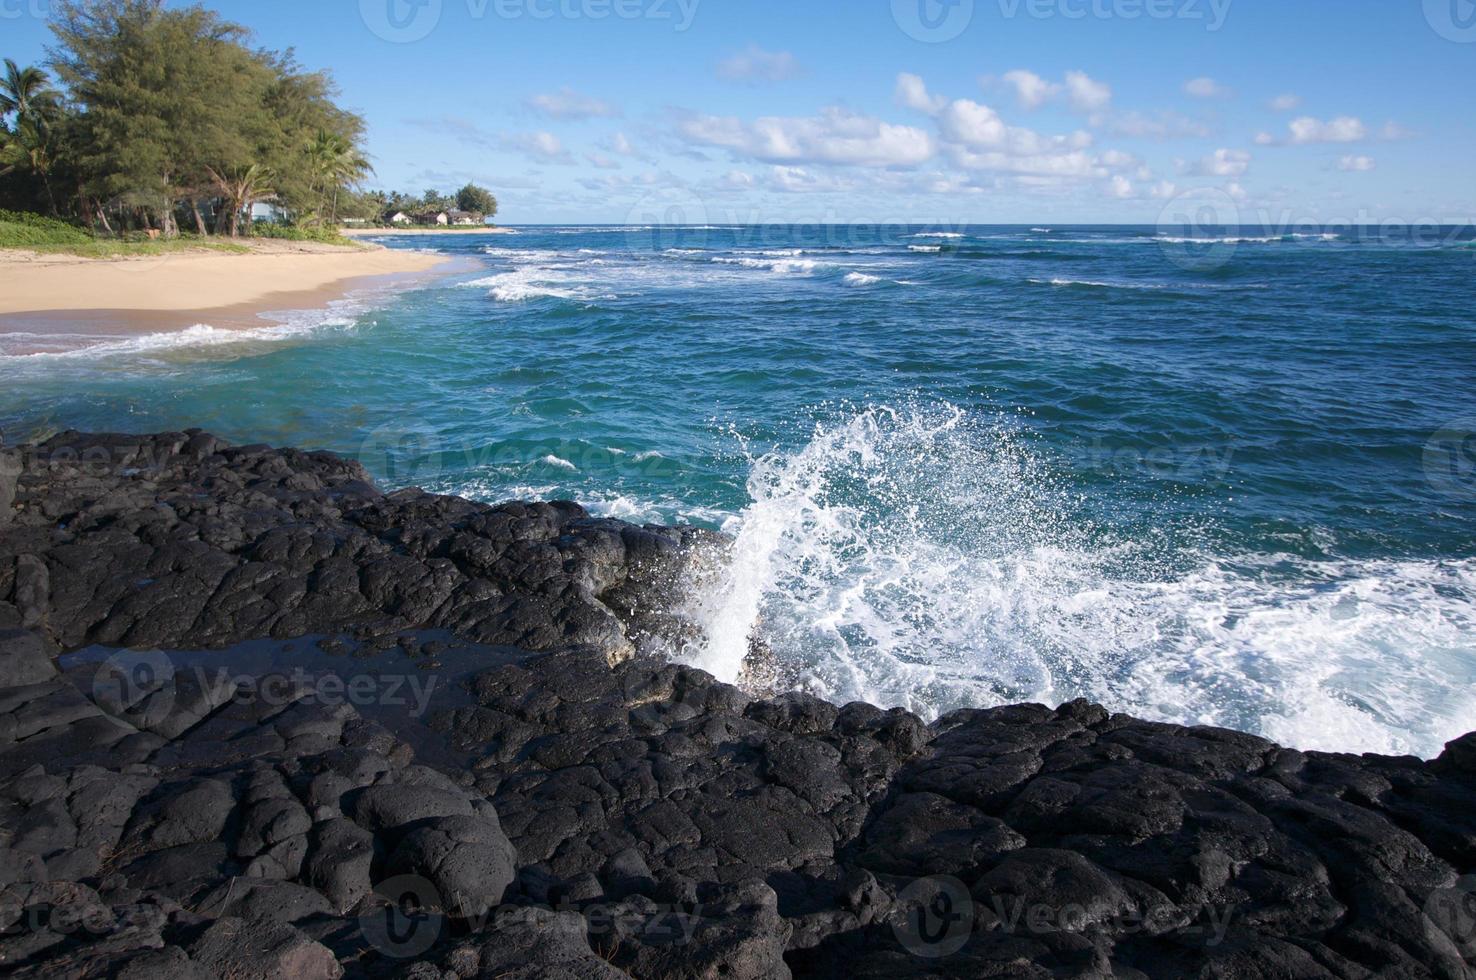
left=340, top=225, right=518, bottom=237
left=0, top=241, right=455, bottom=355
left=0, top=240, right=450, bottom=318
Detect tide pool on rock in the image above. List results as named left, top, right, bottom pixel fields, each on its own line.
left=1, top=225, right=1473, bottom=758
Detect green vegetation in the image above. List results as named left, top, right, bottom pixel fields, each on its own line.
left=0, top=0, right=400, bottom=244
left=359, top=183, right=500, bottom=226
left=0, top=208, right=246, bottom=255
left=250, top=222, right=354, bottom=246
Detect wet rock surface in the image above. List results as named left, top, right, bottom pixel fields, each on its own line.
left=0, top=431, right=1472, bottom=978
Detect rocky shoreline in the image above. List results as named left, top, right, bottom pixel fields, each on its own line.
left=0, top=431, right=1472, bottom=978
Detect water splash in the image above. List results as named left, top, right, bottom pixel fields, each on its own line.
left=685, top=403, right=1476, bottom=758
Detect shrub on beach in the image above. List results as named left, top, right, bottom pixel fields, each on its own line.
left=0, top=208, right=94, bottom=247
left=250, top=222, right=354, bottom=246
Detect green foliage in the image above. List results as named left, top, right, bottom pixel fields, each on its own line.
left=455, top=183, right=497, bottom=218
left=1, top=0, right=372, bottom=237
left=0, top=206, right=246, bottom=255
left=250, top=221, right=353, bottom=245
left=0, top=207, right=92, bottom=245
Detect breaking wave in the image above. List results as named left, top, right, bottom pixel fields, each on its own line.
left=684, top=403, right=1476, bottom=758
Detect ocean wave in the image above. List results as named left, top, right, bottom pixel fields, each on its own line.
left=711, top=256, right=823, bottom=275
left=843, top=272, right=883, bottom=287
left=680, top=403, right=1476, bottom=758
left=907, top=244, right=942, bottom=253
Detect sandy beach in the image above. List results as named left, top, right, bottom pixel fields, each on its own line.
left=0, top=240, right=448, bottom=316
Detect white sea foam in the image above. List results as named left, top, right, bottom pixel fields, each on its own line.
left=681, top=404, right=1476, bottom=758
left=907, top=232, right=965, bottom=239
left=711, top=256, right=821, bottom=275
left=843, top=272, right=883, bottom=287
left=540, top=454, right=578, bottom=471
left=907, top=245, right=942, bottom=253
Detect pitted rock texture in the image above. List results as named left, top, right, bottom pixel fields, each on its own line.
left=0, top=430, right=718, bottom=660
left=0, top=432, right=1473, bottom=979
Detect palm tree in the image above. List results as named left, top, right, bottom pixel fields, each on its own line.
left=306, top=131, right=371, bottom=227
left=0, top=116, right=59, bottom=215
left=0, top=60, right=58, bottom=123
left=205, top=163, right=276, bottom=237
left=0, top=60, right=62, bottom=214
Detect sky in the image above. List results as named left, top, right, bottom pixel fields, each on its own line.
left=4, top=0, right=1474, bottom=224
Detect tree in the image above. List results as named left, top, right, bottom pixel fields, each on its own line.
left=0, top=61, right=63, bottom=213
left=455, top=183, right=497, bottom=219
left=40, top=0, right=368, bottom=235
left=306, top=130, right=370, bottom=227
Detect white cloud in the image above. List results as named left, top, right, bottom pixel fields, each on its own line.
left=605, top=132, right=640, bottom=157
left=1095, top=110, right=1212, bottom=140
left=1149, top=180, right=1178, bottom=199
left=1337, top=155, right=1375, bottom=172
left=527, top=88, right=620, bottom=121
left=1065, top=71, right=1112, bottom=112
left=1183, top=77, right=1229, bottom=98
left=507, top=131, right=572, bottom=162
left=1186, top=148, right=1251, bottom=177
left=1109, top=174, right=1135, bottom=198
left=1254, top=131, right=1275, bottom=146
left=766, top=165, right=856, bottom=193
left=895, top=73, right=946, bottom=115
left=1379, top=121, right=1415, bottom=141
left=585, top=153, right=621, bottom=170
left=719, top=170, right=754, bottom=189
left=1001, top=69, right=1061, bottom=110
left=1269, top=93, right=1301, bottom=112
left=939, top=99, right=1092, bottom=158
left=716, top=45, right=802, bottom=84
left=1288, top=116, right=1367, bottom=144
left=677, top=107, right=935, bottom=167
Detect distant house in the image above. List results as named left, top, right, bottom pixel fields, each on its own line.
left=389, top=211, right=412, bottom=225
left=446, top=210, right=483, bottom=226
left=414, top=211, right=449, bottom=226
left=251, top=201, right=287, bottom=223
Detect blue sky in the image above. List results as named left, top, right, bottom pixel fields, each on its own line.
left=4, top=0, right=1474, bottom=223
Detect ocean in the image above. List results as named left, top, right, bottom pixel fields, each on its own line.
left=3, top=224, right=1474, bottom=757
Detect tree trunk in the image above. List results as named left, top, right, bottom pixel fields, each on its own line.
left=191, top=200, right=208, bottom=236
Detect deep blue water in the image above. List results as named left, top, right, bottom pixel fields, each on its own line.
left=3, top=224, right=1474, bottom=756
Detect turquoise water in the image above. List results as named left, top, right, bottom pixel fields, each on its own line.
left=3, top=225, right=1475, bottom=756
